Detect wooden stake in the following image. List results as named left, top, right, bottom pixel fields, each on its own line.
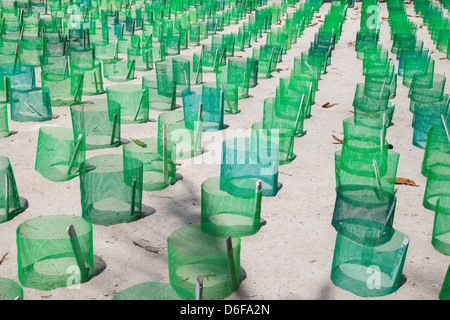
left=130, top=178, right=137, bottom=216
left=372, top=158, right=383, bottom=200
left=195, top=275, right=203, bottom=300
left=194, top=103, right=203, bottom=153
left=226, top=236, right=238, bottom=289
left=133, top=89, right=146, bottom=121
left=126, top=59, right=135, bottom=80
left=68, top=134, right=83, bottom=175
left=252, top=180, right=262, bottom=229
left=163, top=124, right=169, bottom=185
left=110, top=113, right=118, bottom=145
left=66, top=224, right=89, bottom=282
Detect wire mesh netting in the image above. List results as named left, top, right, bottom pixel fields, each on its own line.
left=0, top=277, right=23, bottom=300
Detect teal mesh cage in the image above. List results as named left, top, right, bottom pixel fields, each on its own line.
left=0, top=155, right=22, bottom=224
left=10, top=87, right=52, bottom=122
left=0, top=102, right=9, bottom=138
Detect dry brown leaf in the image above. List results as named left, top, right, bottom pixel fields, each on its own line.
left=318, top=19, right=323, bottom=22
left=309, top=22, right=318, bottom=27
left=322, top=102, right=337, bottom=108
left=440, top=57, right=448, bottom=60
left=395, top=178, right=419, bottom=187
left=332, top=135, right=343, bottom=144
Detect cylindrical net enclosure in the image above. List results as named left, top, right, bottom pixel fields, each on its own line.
left=70, top=99, right=121, bottom=150
left=352, top=83, right=391, bottom=114
left=10, top=87, right=52, bottom=122
left=0, top=155, right=21, bottom=223
left=432, top=197, right=450, bottom=256
left=0, top=103, right=10, bottom=138
left=331, top=185, right=397, bottom=231
left=112, top=282, right=195, bottom=300
left=143, top=73, right=175, bottom=111
left=123, top=137, right=176, bottom=191
left=408, top=73, right=446, bottom=108
left=263, top=96, right=306, bottom=137
left=219, top=82, right=239, bottom=114
left=0, top=277, right=23, bottom=300
left=103, top=59, right=135, bottom=82
left=157, top=109, right=202, bottom=160
left=440, top=264, right=450, bottom=300
left=16, top=215, right=94, bottom=291
left=167, top=223, right=241, bottom=300
left=41, top=71, right=84, bottom=106
left=220, top=137, right=279, bottom=197
left=80, top=154, right=143, bottom=226
left=422, top=123, right=450, bottom=177
left=69, top=59, right=105, bottom=96
left=412, top=100, right=450, bottom=149
left=35, top=126, right=86, bottom=182
left=201, top=176, right=262, bottom=237
left=423, top=163, right=450, bottom=211
left=181, top=84, right=224, bottom=132
left=216, top=58, right=251, bottom=100
left=251, top=121, right=296, bottom=165
left=106, top=84, right=149, bottom=124
left=0, top=62, right=36, bottom=101
left=330, top=219, right=410, bottom=297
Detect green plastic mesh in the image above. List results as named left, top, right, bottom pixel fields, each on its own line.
left=353, top=83, right=391, bottom=114
left=220, top=137, right=279, bottom=198
left=218, top=82, right=239, bottom=115
left=402, top=53, right=434, bottom=87
left=252, top=45, right=279, bottom=79
left=103, top=58, right=135, bottom=82
left=201, top=176, right=262, bottom=238
left=70, top=99, right=121, bottom=150
left=332, top=184, right=397, bottom=231
left=0, top=62, right=36, bottom=101
left=157, top=109, right=202, bottom=160
left=112, top=282, right=195, bottom=300
left=35, top=126, right=86, bottom=182
left=251, top=120, right=296, bottom=165
left=283, top=75, right=315, bottom=118
left=330, top=219, right=409, bottom=297
left=92, top=41, right=119, bottom=61
left=0, top=155, right=21, bottom=224
left=273, top=83, right=308, bottom=131
left=167, top=223, right=241, bottom=300
left=193, top=44, right=226, bottom=74
left=127, top=47, right=154, bottom=71
left=432, top=196, right=450, bottom=256
left=408, top=73, right=447, bottom=112
left=0, top=103, right=9, bottom=138
left=69, top=59, right=105, bottom=96
left=216, top=58, right=251, bottom=100
left=423, top=163, right=450, bottom=211
left=19, top=37, right=44, bottom=67
left=10, top=87, right=52, bottom=122
left=181, top=84, right=224, bottom=132
left=106, top=84, right=149, bottom=124
left=123, top=137, right=176, bottom=191
left=16, top=215, right=94, bottom=291
left=142, top=73, right=175, bottom=111
left=0, top=277, right=23, bottom=300
left=422, top=122, right=450, bottom=177
left=440, top=264, right=450, bottom=300
left=80, top=154, right=143, bottom=226
left=41, top=71, right=83, bottom=106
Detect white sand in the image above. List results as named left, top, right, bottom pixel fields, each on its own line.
left=1, top=0, right=450, bottom=301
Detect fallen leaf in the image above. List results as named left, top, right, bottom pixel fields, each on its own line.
left=322, top=102, right=337, bottom=108
left=440, top=57, right=448, bottom=60
left=395, top=178, right=419, bottom=187
left=318, top=19, right=323, bottom=22
left=309, top=22, right=318, bottom=27
left=332, top=135, right=343, bottom=144
left=133, top=139, right=147, bottom=148
left=316, top=15, right=321, bottom=18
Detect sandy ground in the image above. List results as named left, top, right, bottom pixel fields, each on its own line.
left=1, top=0, right=450, bottom=301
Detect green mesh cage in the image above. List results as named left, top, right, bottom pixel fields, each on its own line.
left=41, top=71, right=84, bottom=106
left=251, top=120, right=296, bottom=165
left=106, top=84, right=149, bottom=124
left=167, top=223, right=241, bottom=300
left=103, top=58, right=135, bottom=82
left=423, top=163, right=450, bottom=211
left=353, top=83, right=391, bottom=114
left=0, top=155, right=21, bottom=224
left=422, top=122, right=450, bottom=177
left=330, top=219, right=409, bottom=297
left=408, top=73, right=447, bottom=113
left=142, top=73, right=175, bottom=111
left=281, top=75, right=314, bottom=119
left=69, top=59, right=105, bottom=96
left=265, top=93, right=306, bottom=138
left=440, top=264, right=450, bottom=300
left=0, top=103, right=9, bottom=138
left=127, top=46, right=154, bottom=71
left=0, top=277, right=23, bottom=300
left=201, top=176, right=262, bottom=237
left=218, top=82, right=239, bottom=115
left=16, top=215, right=94, bottom=291
left=0, top=62, right=36, bottom=102
left=10, top=87, right=52, bottom=122
left=216, top=58, right=251, bottom=100
left=112, top=282, right=195, bottom=300
left=432, top=196, right=450, bottom=256
left=35, top=126, right=86, bottom=182
left=122, top=137, right=176, bottom=191
left=80, top=154, right=143, bottom=226
left=181, top=84, right=224, bottom=132
left=70, top=99, right=121, bottom=150
left=252, top=45, right=279, bottom=79
left=157, top=109, right=202, bottom=160
left=220, top=137, right=279, bottom=198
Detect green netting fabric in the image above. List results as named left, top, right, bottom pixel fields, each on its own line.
left=80, top=154, right=143, bottom=226
left=41, top=71, right=83, bottom=106
left=332, top=184, right=397, bottom=231
left=103, top=59, right=135, bottom=82
left=353, top=83, right=392, bottom=114
left=432, top=197, right=450, bottom=256
left=215, top=58, right=251, bottom=100
left=35, top=126, right=86, bottom=182
left=440, top=264, right=450, bottom=300
left=157, top=109, right=202, bottom=160
left=218, top=82, right=239, bottom=114
left=0, top=62, right=36, bottom=101
left=0, top=155, right=21, bottom=223
left=0, top=103, right=10, bottom=138
left=10, top=87, right=52, bottom=122
left=167, top=223, right=241, bottom=300
left=252, top=45, right=279, bottom=79
left=423, top=163, right=450, bottom=211
left=220, top=137, right=279, bottom=197
left=142, top=73, right=175, bottom=111
left=181, top=84, right=224, bottom=132
left=330, top=219, right=409, bottom=297
left=279, top=76, right=314, bottom=119
left=422, top=122, right=450, bottom=177
left=70, top=99, right=121, bottom=150
left=106, top=84, right=149, bottom=124
left=112, top=282, right=195, bottom=300
left=123, top=137, right=176, bottom=191
left=69, top=59, right=105, bottom=96
left=0, top=277, right=23, bottom=300
left=127, top=46, right=154, bottom=71
left=201, top=176, right=262, bottom=237
left=193, top=44, right=226, bottom=74
left=408, top=73, right=447, bottom=113
left=16, top=215, right=94, bottom=291
left=251, top=120, right=296, bottom=165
